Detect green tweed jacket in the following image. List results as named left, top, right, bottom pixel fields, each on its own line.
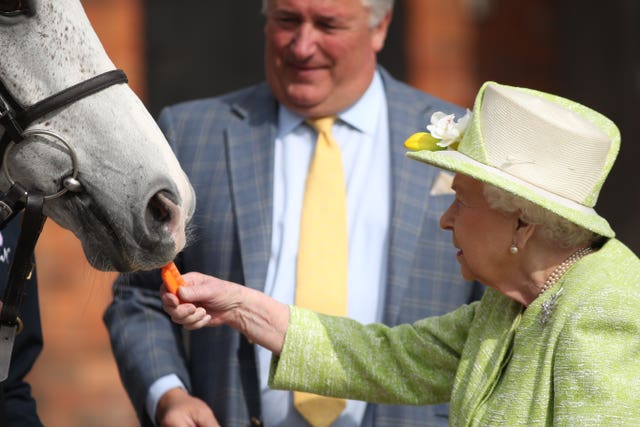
left=270, top=238, right=640, bottom=426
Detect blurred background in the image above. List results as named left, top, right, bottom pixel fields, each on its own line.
left=26, top=0, right=640, bottom=425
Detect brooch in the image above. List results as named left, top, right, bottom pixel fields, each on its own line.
left=540, top=288, right=563, bottom=325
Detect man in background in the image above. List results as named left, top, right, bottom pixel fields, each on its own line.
left=105, top=0, right=482, bottom=425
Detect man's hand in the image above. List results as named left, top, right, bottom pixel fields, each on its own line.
left=156, top=387, right=220, bottom=427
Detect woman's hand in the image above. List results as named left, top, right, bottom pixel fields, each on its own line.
left=161, top=272, right=290, bottom=354
left=161, top=272, right=235, bottom=329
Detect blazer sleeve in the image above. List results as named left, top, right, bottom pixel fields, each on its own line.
left=103, top=269, right=191, bottom=425
left=269, top=303, right=477, bottom=405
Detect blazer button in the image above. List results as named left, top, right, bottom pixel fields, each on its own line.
left=250, top=416, right=263, bottom=427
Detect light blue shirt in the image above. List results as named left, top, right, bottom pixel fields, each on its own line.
left=146, top=71, right=390, bottom=426
left=258, top=71, right=390, bottom=426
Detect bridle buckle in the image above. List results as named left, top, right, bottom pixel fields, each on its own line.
left=0, top=184, right=27, bottom=228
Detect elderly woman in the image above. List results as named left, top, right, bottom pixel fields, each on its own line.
left=162, top=82, right=640, bottom=425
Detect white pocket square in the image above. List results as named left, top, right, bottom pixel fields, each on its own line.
left=430, top=171, right=455, bottom=196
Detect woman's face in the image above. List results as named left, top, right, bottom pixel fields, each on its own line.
left=440, top=174, right=518, bottom=285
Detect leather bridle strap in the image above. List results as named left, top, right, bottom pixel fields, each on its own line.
left=0, top=69, right=128, bottom=150
left=0, top=192, right=45, bottom=328
left=20, top=69, right=128, bottom=130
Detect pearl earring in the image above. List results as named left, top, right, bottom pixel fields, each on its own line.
left=509, top=244, right=519, bottom=254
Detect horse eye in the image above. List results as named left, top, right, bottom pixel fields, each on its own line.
left=0, top=0, right=32, bottom=16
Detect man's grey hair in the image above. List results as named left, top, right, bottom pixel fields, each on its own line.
left=261, top=0, right=394, bottom=27
left=362, top=0, right=395, bottom=26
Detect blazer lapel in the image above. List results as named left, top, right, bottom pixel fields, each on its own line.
left=225, top=84, right=278, bottom=292
left=381, top=69, right=441, bottom=325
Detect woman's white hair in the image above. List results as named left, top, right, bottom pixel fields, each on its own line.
left=261, top=0, right=394, bottom=28
left=482, top=183, right=599, bottom=249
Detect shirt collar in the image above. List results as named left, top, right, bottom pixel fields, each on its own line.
left=277, top=70, right=384, bottom=137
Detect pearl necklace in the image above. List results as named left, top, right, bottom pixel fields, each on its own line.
left=538, top=247, right=593, bottom=295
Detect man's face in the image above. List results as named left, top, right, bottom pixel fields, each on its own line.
left=264, top=0, right=391, bottom=118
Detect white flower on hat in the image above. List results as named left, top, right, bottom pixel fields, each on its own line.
left=427, top=109, right=472, bottom=148
left=404, top=109, right=472, bottom=152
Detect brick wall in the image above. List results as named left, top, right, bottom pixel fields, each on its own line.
left=29, top=222, right=136, bottom=426
left=404, top=0, right=554, bottom=107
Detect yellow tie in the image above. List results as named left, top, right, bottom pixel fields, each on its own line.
left=294, top=117, right=347, bottom=427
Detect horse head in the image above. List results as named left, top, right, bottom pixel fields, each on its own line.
left=0, top=0, right=196, bottom=272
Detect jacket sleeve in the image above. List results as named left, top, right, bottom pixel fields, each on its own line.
left=2, top=271, right=44, bottom=427
left=1, top=219, right=44, bottom=426
left=103, top=269, right=191, bottom=425
left=269, top=303, right=477, bottom=405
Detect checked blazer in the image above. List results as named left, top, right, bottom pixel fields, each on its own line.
left=104, top=68, right=484, bottom=427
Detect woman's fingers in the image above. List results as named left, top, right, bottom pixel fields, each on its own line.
left=183, top=311, right=213, bottom=330
left=163, top=300, right=211, bottom=329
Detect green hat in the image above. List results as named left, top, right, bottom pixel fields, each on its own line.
left=405, top=81, right=620, bottom=238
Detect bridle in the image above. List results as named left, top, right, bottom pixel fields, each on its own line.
left=0, top=69, right=129, bottom=197
left=0, top=68, right=129, bottom=379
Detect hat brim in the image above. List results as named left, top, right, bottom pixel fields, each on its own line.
left=407, top=149, right=615, bottom=238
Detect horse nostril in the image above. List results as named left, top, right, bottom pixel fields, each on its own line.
left=148, top=191, right=173, bottom=223
left=141, top=189, right=187, bottom=253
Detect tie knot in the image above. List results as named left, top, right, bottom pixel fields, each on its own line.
left=306, top=116, right=336, bottom=135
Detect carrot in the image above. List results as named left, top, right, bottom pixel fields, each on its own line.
left=161, top=261, right=185, bottom=296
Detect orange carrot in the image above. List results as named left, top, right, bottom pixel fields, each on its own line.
left=161, top=261, right=185, bottom=296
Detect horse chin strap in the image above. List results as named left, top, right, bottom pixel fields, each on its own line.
left=0, top=69, right=128, bottom=380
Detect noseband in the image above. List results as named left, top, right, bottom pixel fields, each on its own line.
left=0, top=69, right=127, bottom=199
left=0, top=68, right=128, bottom=224
left=0, top=69, right=128, bottom=379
